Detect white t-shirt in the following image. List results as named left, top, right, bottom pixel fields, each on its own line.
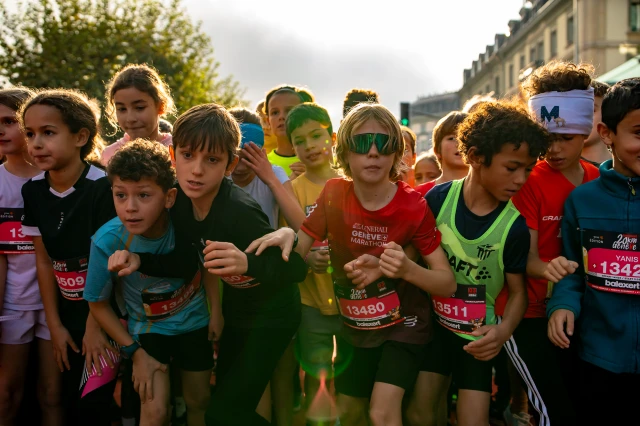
left=238, top=165, right=288, bottom=229
left=0, top=165, right=42, bottom=310
left=100, top=133, right=172, bottom=167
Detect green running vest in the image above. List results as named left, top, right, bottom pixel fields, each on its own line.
left=432, top=179, right=520, bottom=341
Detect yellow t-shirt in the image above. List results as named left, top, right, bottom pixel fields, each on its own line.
left=263, top=133, right=278, bottom=157
left=267, top=150, right=299, bottom=177
left=292, top=174, right=338, bottom=315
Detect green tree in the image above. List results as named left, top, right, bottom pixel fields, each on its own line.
left=0, top=0, right=245, bottom=132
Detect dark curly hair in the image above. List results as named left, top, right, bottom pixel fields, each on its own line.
left=343, top=88, right=380, bottom=117
left=457, top=101, right=550, bottom=167
left=19, top=89, right=105, bottom=164
left=107, top=138, right=175, bottom=192
left=521, top=61, right=593, bottom=99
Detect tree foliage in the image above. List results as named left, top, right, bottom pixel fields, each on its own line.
left=0, top=0, right=245, bottom=130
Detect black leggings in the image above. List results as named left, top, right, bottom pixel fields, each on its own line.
left=206, top=323, right=299, bottom=426
left=501, top=317, right=576, bottom=426
left=62, top=330, right=117, bottom=426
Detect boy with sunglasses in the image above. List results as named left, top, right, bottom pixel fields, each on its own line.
left=246, top=103, right=455, bottom=426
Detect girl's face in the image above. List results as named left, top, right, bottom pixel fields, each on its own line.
left=347, top=118, right=395, bottom=186
left=439, top=133, right=467, bottom=170
left=114, top=87, right=163, bottom=141
left=414, top=159, right=441, bottom=185
left=24, top=105, right=87, bottom=171
left=0, top=104, right=26, bottom=156
left=268, top=92, right=301, bottom=138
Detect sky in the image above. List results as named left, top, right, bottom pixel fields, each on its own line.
left=183, top=0, right=524, bottom=126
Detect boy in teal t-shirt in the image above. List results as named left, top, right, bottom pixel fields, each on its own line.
left=84, top=140, right=221, bottom=426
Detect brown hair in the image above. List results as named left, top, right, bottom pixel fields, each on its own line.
left=263, top=85, right=315, bottom=115
left=521, top=61, right=594, bottom=99
left=591, top=80, right=610, bottom=98
left=343, top=89, right=380, bottom=117
left=105, top=63, right=176, bottom=132
left=336, top=103, right=405, bottom=181
left=172, top=103, right=240, bottom=165
left=457, top=100, right=550, bottom=166
left=415, top=149, right=441, bottom=171
left=19, top=89, right=105, bottom=163
left=228, top=107, right=261, bottom=125
left=107, top=138, right=175, bottom=192
left=0, top=87, right=35, bottom=112
left=400, top=126, right=416, bottom=155
left=432, top=111, right=468, bottom=156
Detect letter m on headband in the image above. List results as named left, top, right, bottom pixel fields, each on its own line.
left=540, top=106, right=560, bottom=123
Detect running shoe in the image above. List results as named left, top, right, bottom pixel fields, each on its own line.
left=503, top=405, right=534, bottom=426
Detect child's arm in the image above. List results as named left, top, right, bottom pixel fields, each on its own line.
left=241, top=144, right=305, bottom=231
left=0, top=255, right=6, bottom=315
left=88, top=300, right=166, bottom=402
left=377, top=242, right=456, bottom=296
left=33, top=237, right=80, bottom=371
left=464, top=272, right=527, bottom=361
left=203, top=270, right=223, bottom=342
left=547, top=197, right=584, bottom=349
left=526, top=229, right=578, bottom=282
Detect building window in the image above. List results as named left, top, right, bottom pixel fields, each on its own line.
left=485, top=84, right=490, bottom=94
left=520, top=54, right=525, bottom=70
left=550, top=30, right=557, bottom=57
left=567, top=15, right=574, bottom=45
left=495, top=76, right=500, bottom=95
left=509, top=64, right=514, bottom=88
left=530, top=46, right=536, bottom=63
left=537, top=41, right=544, bottom=62
left=631, top=0, right=640, bottom=31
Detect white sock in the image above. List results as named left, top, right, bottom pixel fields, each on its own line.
left=175, top=396, right=187, bottom=417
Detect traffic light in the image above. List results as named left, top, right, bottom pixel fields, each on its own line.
left=400, top=102, right=410, bottom=126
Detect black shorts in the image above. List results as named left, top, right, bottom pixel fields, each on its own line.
left=138, top=326, right=214, bottom=372
left=420, top=323, right=492, bottom=392
left=334, top=336, right=425, bottom=398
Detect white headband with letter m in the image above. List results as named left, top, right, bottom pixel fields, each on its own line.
left=528, top=87, right=594, bottom=135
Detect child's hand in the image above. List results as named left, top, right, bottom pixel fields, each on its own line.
left=289, top=162, right=306, bottom=180
left=306, top=250, right=330, bottom=274
left=463, top=324, right=509, bottom=361
left=245, top=228, right=296, bottom=260
left=379, top=242, right=413, bottom=280
left=544, top=256, right=578, bottom=283
left=132, top=349, right=168, bottom=403
left=108, top=250, right=140, bottom=277
left=242, top=143, right=279, bottom=187
left=49, top=324, right=80, bottom=372
left=82, top=325, right=116, bottom=377
left=548, top=308, right=574, bottom=349
left=203, top=241, right=248, bottom=276
left=344, top=255, right=382, bottom=289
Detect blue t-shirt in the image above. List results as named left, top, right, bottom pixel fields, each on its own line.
left=84, top=217, right=209, bottom=337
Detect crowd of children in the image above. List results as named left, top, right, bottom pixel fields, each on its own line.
left=0, top=59, right=638, bottom=426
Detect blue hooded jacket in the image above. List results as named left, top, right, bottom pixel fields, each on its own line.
left=547, top=160, right=640, bottom=374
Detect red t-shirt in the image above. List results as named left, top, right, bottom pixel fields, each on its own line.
left=494, top=160, right=600, bottom=318
left=415, top=180, right=437, bottom=197
left=301, top=178, right=442, bottom=347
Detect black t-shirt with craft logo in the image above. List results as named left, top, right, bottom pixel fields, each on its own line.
left=21, top=164, right=116, bottom=331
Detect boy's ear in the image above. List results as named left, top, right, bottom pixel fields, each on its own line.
left=466, top=146, right=484, bottom=168
left=169, top=146, right=176, bottom=167
left=157, top=101, right=166, bottom=117
left=597, top=122, right=614, bottom=150
left=165, top=187, right=178, bottom=209
left=331, top=132, right=337, bottom=145
left=225, top=154, right=239, bottom=176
